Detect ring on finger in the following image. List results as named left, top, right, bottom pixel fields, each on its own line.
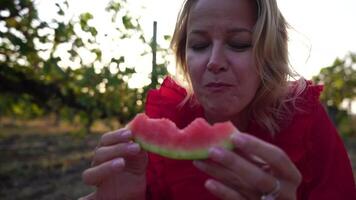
left=261, top=179, right=280, bottom=200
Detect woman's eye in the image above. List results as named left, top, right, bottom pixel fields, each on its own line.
left=190, top=43, right=209, bottom=51
left=228, top=43, right=251, bottom=51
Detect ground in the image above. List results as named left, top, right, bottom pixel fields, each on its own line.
left=0, top=118, right=355, bottom=199
left=0, top=119, right=100, bottom=200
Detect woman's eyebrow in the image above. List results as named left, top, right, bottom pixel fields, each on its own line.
left=227, top=28, right=252, bottom=34
left=188, top=29, right=208, bottom=36
left=188, top=27, right=252, bottom=35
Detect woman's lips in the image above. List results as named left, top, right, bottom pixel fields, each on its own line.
left=204, top=82, right=234, bottom=92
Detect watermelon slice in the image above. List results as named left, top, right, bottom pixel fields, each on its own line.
left=126, top=113, right=236, bottom=160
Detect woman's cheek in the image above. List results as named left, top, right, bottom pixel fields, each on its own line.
left=187, top=57, right=206, bottom=87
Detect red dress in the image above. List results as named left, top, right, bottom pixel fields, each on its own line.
left=144, top=77, right=356, bottom=200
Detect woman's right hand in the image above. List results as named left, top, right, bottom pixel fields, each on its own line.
left=81, top=128, right=148, bottom=200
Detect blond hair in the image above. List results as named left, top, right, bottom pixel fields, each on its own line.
left=171, top=0, right=304, bottom=135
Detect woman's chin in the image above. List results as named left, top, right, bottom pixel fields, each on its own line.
left=204, top=106, right=234, bottom=122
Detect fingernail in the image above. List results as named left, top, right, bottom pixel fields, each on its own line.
left=127, top=143, right=140, bottom=153
left=193, top=160, right=204, bottom=169
left=232, top=134, right=247, bottom=146
left=209, top=147, right=224, bottom=160
left=121, top=130, right=132, bottom=138
left=111, top=158, right=124, bottom=168
left=205, top=179, right=216, bottom=190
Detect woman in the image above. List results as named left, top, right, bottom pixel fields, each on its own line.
left=81, top=0, right=356, bottom=199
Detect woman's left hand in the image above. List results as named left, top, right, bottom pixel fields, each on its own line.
left=193, top=132, right=302, bottom=200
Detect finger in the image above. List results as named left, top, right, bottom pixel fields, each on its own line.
left=122, top=150, right=148, bottom=175
left=205, top=147, right=277, bottom=195
left=233, top=148, right=266, bottom=166
left=92, top=142, right=141, bottom=166
left=194, top=159, right=261, bottom=199
left=78, top=192, right=96, bottom=200
left=193, top=159, right=247, bottom=188
left=100, top=129, right=132, bottom=146
left=206, top=147, right=298, bottom=199
left=205, top=179, right=247, bottom=200
left=195, top=160, right=263, bottom=199
left=232, top=133, right=301, bottom=182
left=82, top=158, right=125, bottom=186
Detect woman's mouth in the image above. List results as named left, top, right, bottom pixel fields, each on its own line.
left=205, top=82, right=234, bottom=92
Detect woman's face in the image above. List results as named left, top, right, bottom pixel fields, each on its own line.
left=186, top=0, right=260, bottom=124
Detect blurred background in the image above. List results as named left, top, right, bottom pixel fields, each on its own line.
left=0, top=0, right=355, bottom=199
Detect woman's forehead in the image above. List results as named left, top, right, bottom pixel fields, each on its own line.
left=189, top=0, right=257, bottom=17
left=187, top=0, right=257, bottom=30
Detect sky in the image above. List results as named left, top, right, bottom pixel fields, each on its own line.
left=36, top=0, right=356, bottom=83
left=139, top=0, right=356, bottom=79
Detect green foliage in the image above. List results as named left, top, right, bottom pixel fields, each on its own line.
left=0, top=0, right=169, bottom=133
left=313, top=52, right=356, bottom=137
left=122, top=15, right=136, bottom=29
left=313, top=53, right=356, bottom=108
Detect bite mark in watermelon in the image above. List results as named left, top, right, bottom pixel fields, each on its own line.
left=126, top=113, right=236, bottom=160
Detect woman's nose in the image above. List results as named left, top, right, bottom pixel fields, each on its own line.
left=206, top=45, right=228, bottom=73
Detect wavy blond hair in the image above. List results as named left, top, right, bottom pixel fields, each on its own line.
left=170, top=0, right=304, bottom=135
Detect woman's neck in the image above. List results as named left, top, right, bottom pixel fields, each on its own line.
left=204, top=109, right=250, bottom=132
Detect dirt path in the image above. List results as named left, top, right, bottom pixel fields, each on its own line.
left=0, top=124, right=99, bottom=200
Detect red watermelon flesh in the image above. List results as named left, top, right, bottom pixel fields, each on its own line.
left=126, top=113, right=236, bottom=160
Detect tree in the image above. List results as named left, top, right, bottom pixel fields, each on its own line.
left=0, top=0, right=169, bottom=132
left=313, top=52, right=356, bottom=136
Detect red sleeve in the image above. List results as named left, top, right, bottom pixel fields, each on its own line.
left=144, top=76, right=193, bottom=200
left=306, top=103, right=356, bottom=199
left=145, top=76, right=187, bottom=122
left=145, top=153, right=169, bottom=200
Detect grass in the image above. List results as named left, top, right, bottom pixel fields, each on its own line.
left=0, top=118, right=355, bottom=199
left=0, top=119, right=101, bottom=200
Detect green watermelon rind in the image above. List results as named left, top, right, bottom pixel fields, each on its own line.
left=134, top=137, right=235, bottom=160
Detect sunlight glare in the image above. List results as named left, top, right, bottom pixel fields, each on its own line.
left=36, top=0, right=356, bottom=84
